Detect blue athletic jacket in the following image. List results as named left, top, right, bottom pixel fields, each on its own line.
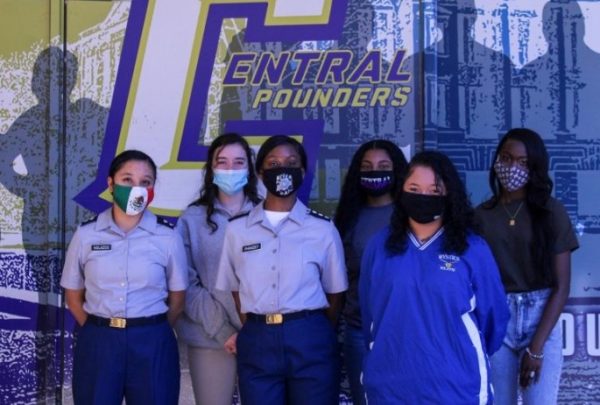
left=359, top=227, right=509, bottom=405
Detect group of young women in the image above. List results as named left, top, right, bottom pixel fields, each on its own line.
left=61, top=128, right=578, bottom=405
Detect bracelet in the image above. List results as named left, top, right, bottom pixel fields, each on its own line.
left=525, top=347, right=544, bottom=360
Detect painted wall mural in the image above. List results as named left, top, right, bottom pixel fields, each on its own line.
left=0, top=0, right=598, bottom=403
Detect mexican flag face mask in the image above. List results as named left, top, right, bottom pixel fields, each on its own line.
left=112, top=184, right=154, bottom=216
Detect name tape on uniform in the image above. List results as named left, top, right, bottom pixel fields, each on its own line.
left=242, top=243, right=261, bottom=252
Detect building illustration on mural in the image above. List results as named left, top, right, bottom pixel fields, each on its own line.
left=0, top=3, right=127, bottom=403
left=413, top=0, right=600, bottom=237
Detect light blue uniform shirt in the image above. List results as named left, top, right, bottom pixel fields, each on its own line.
left=60, top=208, right=188, bottom=318
left=216, top=199, right=348, bottom=314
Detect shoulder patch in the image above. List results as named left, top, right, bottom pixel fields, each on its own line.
left=157, top=216, right=175, bottom=229
left=228, top=211, right=250, bottom=222
left=307, top=209, right=330, bottom=221
left=81, top=216, right=98, bottom=226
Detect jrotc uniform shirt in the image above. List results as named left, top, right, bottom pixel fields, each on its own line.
left=60, top=208, right=188, bottom=318
left=216, top=199, right=348, bottom=315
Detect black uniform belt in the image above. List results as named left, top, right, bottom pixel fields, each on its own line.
left=87, top=313, right=167, bottom=328
left=246, top=309, right=323, bottom=325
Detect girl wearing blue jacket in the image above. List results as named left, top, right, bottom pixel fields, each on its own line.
left=360, top=151, right=509, bottom=404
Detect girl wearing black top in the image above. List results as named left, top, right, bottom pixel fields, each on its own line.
left=475, top=128, right=578, bottom=404
left=333, top=139, right=407, bottom=405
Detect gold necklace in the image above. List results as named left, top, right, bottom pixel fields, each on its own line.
left=502, top=201, right=524, bottom=226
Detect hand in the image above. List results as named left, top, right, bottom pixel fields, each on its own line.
left=519, top=351, right=542, bottom=388
left=224, top=333, right=238, bottom=355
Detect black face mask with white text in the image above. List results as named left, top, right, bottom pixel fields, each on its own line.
left=262, top=167, right=303, bottom=197
left=399, top=192, right=446, bottom=224
left=359, top=170, right=394, bottom=197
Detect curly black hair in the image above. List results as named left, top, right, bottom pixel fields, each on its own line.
left=192, top=133, right=261, bottom=232
left=481, top=127, right=554, bottom=282
left=386, top=151, right=474, bottom=255
left=333, top=139, right=408, bottom=239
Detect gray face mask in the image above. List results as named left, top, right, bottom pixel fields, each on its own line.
left=494, top=160, right=529, bottom=192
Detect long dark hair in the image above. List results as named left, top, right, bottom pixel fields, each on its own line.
left=193, top=133, right=260, bottom=232
left=333, top=139, right=408, bottom=239
left=482, top=127, right=554, bottom=282
left=386, top=151, right=474, bottom=255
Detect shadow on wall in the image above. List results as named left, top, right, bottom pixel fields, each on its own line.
left=399, top=0, right=514, bottom=148
left=0, top=46, right=108, bottom=403
left=518, top=0, right=600, bottom=142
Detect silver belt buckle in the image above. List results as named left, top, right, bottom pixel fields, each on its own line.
left=109, top=317, right=127, bottom=328
left=265, top=313, right=283, bottom=324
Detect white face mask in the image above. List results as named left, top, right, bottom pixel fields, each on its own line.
left=494, top=160, right=529, bottom=192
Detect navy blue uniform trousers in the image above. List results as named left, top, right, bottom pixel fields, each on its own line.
left=72, top=320, right=179, bottom=405
left=236, top=311, right=340, bottom=405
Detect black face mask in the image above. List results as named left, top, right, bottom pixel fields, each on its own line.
left=359, top=171, right=394, bottom=197
left=262, top=167, right=303, bottom=197
left=399, top=192, right=446, bottom=224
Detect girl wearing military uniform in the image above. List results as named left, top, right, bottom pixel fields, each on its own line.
left=216, top=135, right=348, bottom=405
left=61, top=150, right=188, bottom=404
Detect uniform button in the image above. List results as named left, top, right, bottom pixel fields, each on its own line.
left=120, top=282, right=125, bottom=287
left=119, top=297, right=124, bottom=301
left=272, top=249, right=277, bottom=253
left=271, top=266, right=276, bottom=270
left=272, top=284, right=276, bottom=289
